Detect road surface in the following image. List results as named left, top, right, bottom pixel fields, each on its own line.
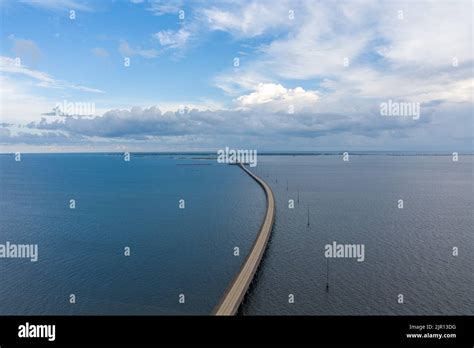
left=213, top=163, right=275, bottom=315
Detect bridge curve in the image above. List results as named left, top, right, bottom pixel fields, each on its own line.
left=213, top=163, right=275, bottom=315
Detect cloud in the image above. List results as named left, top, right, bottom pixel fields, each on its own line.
left=12, top=90, right=472, bottom=151
left=0, top=127, right=81, bottom=145
left=2, top=0, right=472, bottom=152
left=25, top=97, right=434, bottom=142
left=154, top=29, right=190, bottom=49
left=0, top=56, right=105, bottom=93
left=207, top=1, right=370, bottom=94
left=200, top=1, right=293, bottom=38
left=209, top=0, right=473, bottom=119
left=146, top=1, right=294, bottom=54
left=214, top=69, right=271, bottom=95
left=19, top=0, right=92, bottom=11
left=0, top=75, right=54, bottom=124
left=28, top=106, right=201, bottom=138
left=210, top=1, right=371, bottom=91
left=375, top=1, right=472, bottom=67
left=235, top=83, right=319, bottom=112
left=146, top=0, right=182, bottom=16
left=91, top=47, right=110, bottom=58
left=118, top=41, right=159, bottom=59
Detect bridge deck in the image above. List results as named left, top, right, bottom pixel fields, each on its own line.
left=213, top=163, right=275, bottom=315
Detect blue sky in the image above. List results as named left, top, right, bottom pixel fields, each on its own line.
left=1, top=0, right=237, bottom=104
left=0, top=0, right=472, bottom=152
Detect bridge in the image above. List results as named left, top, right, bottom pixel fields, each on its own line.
left=213, top=163, right=275, bottom=315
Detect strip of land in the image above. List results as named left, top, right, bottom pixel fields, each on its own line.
left=213, top=163, right=275, bottom=315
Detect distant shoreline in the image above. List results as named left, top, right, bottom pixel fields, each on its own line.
left=0, top=151, right=473, bottom=156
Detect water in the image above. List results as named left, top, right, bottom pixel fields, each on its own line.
left=241, top=155, right=474, bottom=315
left=0, top=154, right=265, bottom=315
left=0, top=154, right=472, bottom=315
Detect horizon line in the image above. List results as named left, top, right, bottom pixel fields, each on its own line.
left=0, top=150, right=473, bottom=156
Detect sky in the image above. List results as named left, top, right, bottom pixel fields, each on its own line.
left=0, top=0, right=472, bottom=152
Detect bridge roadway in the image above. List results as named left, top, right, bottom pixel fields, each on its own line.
left=213, top=163, right=275, bottom=315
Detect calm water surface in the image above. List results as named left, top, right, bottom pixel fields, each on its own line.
left=0, top=154, right=265, bottom=314
left=1, top=154, right=472, bottom=315
left=242, top=155, right=473, bottom=315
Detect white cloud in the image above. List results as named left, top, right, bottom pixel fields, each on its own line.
left=118, top=41, right=159, bottom=59
left=0, top=75, right=53, bottom=124
left=146, top=0, right=182, bottom=16
left=375, top=1, right=472, bottom=67
left=327, top=67, right=473, bottom=104
left=236, top=83, right=319, bottom=112
left=200, top=1, right=293, bottom=38
left=2, top=0, right=472, bottom=152
left=210, top=0, right=473, bottom=111
left=19, top=0, right=92, bottom=11
left=0, top=56, right=105, bottom=93
left=210, top=1, right=372, bottom=89
left=21, top=98, right=440, bottom=149
left=206, top=1, right=371, bottom=93
left=154, top=29, right=190, bottom=49
left=214, top=70, right=271, bottom=95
